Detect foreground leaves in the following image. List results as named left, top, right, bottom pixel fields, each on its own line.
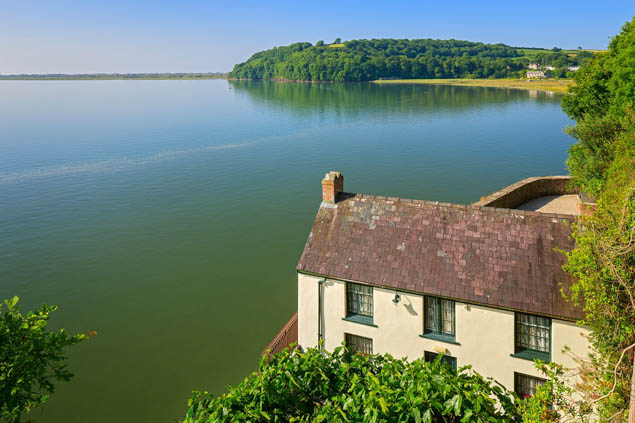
left=0, top=297, right=93, bottom=423
left=185, top=345, right=520, bottom=422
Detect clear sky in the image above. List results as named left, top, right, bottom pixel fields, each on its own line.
left=1, top=0, right=633, bottom=74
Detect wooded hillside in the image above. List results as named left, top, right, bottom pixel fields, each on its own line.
left=229, top=38, right=593, bottom=81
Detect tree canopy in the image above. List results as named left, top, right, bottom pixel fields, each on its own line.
left=229, top=39, right=592, bottom=82
left=562, top=17, right=635, bottom=195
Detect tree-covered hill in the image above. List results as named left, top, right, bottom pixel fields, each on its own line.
left=229, top=38, right=593, bottom=81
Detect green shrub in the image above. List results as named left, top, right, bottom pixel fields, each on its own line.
left=185, top=345, right=520, bottom=423
left=0, top=297, right=92, bottom=423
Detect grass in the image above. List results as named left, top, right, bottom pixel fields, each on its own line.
left=328, top=43, right=346, bottom=48
left=371, top=78, right=575, bottom=94
left=511, top=47, right=605, bottom=62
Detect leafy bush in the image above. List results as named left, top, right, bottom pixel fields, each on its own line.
left=516, top=359, right=595, bottom=423
left=185, top=345, right=520, bottom=422
left=0, top=297, right=93, bottom=423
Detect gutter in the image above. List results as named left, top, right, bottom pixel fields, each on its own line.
left=298, top=270, right=583, bottom=323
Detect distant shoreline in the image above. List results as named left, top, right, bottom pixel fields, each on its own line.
left=0, top=73, right=228, bottom=81
left=371, top=78, right=574, bottom=94
left=0, top=74, right=574, bottom=94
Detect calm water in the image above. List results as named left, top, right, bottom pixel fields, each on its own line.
left=0, top=80, right=571, bottom=422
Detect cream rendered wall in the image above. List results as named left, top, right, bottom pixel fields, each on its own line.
left=298, top=272, right=319, bottom=349
left=298, top=272, right=591, bottom=391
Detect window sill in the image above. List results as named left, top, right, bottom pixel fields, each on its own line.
left=510, top=350, right=551, bottom=362
left=342, top=315, right=377, bottom=327
left=419, top=333, right=460, bottom=345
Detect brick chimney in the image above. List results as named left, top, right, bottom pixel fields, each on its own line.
left=322, top=171, right=344, bottom=203
left=577, top=191, right=597, bottom=216
left=578, top=198, right=597, bottom=216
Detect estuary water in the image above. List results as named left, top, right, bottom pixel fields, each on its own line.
left=0, top=80, right=572, bottom=422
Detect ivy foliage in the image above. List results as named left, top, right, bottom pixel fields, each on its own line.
left=556, top=16, right=635, bottom=422
left=186, top=345, right=520, bottom=423
left=563, top=135, right=635, bottom=420
left=0, top=297, right=92, bottom=423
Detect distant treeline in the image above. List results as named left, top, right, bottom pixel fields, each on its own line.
left=229, top=39, right=594, bottom=81
left=0, top=73, right=228, bottom=80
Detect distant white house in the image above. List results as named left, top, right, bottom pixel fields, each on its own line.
left=528, top=63, right=540, bottom=70
left=544, top=66, right=555, bottom=71
left=527, top=70, right=546, bottom=79
left=567, top=66, right=580, bottom=72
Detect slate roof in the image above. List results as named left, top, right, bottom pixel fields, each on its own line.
left=297, top=193, right=583, bottom=320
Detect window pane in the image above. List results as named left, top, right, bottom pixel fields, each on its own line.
left=440, top=299, right=455, bottom=335
left=425, top=297, right=455, bottom=336
left=347, top=283, right=373, bottom=317
left=345, top=333, right=373, bottom=355
left=515, top=373, right=545, bottom=398
left=515, top=313, right=551, bottom=353
left=424, top=297, right=439, bottom=332
left=424, top=351, right=457, bottom=371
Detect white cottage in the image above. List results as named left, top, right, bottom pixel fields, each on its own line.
left=527, top=70, right=546, bottom=79
left=274, top=172, right=591, bottom=398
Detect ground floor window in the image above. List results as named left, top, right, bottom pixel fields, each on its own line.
left=424, top=351, right=457, bottom=371
left=345, top=333, right=373, bottom=355
left=514, top=372, right=546, bottom=398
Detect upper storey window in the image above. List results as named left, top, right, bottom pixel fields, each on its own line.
left=424, top=297, right=455, bottom=341
left=514, top=312, right=551, bottom=361
left=346, top=282, right=373, bottom=325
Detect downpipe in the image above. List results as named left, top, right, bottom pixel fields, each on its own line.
left=317, top=278, right=326, bottom=351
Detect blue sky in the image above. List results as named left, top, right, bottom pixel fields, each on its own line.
left=1, top=0, right=632, bottom=74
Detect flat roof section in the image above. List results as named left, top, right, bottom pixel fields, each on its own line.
left=516, top=194, right=580, bottom=215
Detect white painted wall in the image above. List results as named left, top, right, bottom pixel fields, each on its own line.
left=297, top=272, right=591, bottom=391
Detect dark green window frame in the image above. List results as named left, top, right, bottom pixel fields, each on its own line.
left=424, top=351, right=457, bottom=371
left=345, top=282, right=374, bottom=325
left=514, top=372, right=546, bottom=398
left=345, top=333, right=373, bottom=355
left=423, top=296, right=455, bottom=342
left=512, top=312, right=551, bottom=361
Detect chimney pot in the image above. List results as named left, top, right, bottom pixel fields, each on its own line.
left=322, top=171, right=344, bottom=203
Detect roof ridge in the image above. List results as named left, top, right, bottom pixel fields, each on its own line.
left=345, top=192, right=576, bottom=220
left=299, top=188, right=582, bottom=320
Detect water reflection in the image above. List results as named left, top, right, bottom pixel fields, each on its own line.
left=229, top=80, right=561, bottom=117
